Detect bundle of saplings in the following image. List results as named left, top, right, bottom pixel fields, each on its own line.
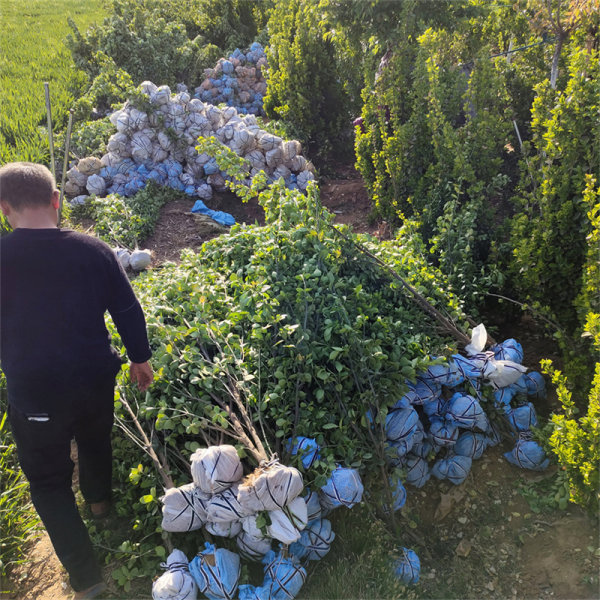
left=105, top=158, right=547, bottom=592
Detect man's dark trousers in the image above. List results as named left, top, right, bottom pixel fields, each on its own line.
left=8, top=376, right=115, bottom=592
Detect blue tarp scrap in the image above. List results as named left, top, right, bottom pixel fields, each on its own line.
left=191, top=199, right=236, bottom=227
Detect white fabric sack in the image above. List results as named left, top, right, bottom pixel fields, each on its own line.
left=190, top=445, right=243, bottom=495
left=175, top=91, right=191, bottom=105
left=465, top=323, right=487, bottom=356
left=129, top=249, right=152, bottom=271
left=241, top=514, right=269, bottom=540
left=267, top=496, right=308, bottom=545
left=128, top=108, right=148, bottom=130
left=273, top=165, right=291, bottom=181
left=157, top=131, right=173, bottom=151
left=237, top=462, right=303, bottom=512
left=69, top=194, right=89, bottom=206
left=222, top=106, right=238, bottom=123
left=290, top=155, right=307, bottom=173
left=77, top=156, right=103, bottom=176
left=139, top=81, right=158, bottom=97
left=245, top=150, right=266, bottom=170
left=115, top=248, right=131, bottom=270
left=67, top=166, right=88, bottom=188
left=131, top=132, right=153, bottom=162
left=236, top=531, right=272, bottom=562
left=107, top=133, right=130, bottom=155
left=115, top=111, right=131, bottom=134
left=86, top=174, right=106, bottom=196
left=109, top=108, right=123, bottom=127
left=484, top=359, right=528, bottom=389
left=257, top=133, right=282, bottom=152
left=265, top=147, right=284, bottom=169
left=152, top=549, right=198, bottom=600
left=152, top=85, right=172, bottom=105
left=141, top=127, right=157, bottom=141
left=297, top=170, right=315, bottom=191
left=205, top=519, right=241, bottom=538
left=205, top=105, right=223, bottom=129
left=152, top=146, right=169, bottom=164
left=281, top=140, right=301, bottom=163
left=188, top=99, right=204, bottom=113
left=101, top=152, right=123, bottom=168
left=196, top=184, right=213, bottom=201
left=160, top=483, right=210, bottom=533
left=64, top=180, right=83, bottom=197
left=207, top=173, right=226, bottom=191
left=206, top=484, right=251, bottom=523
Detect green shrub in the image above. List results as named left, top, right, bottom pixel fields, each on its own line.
left=71, top=53, right=137, bottom=122
left=539, top=173, right=600, bottom=514
left=263, top=0, right=351, bottom=159
left=72, top=182, right=181, bottom=249
left=66, top=0, right=267, bottom=89
left=355, top=25, right=516, bottom=306
left=510, top=46, right=600, bottom=331
left=541, top=349, right=600, bottom=514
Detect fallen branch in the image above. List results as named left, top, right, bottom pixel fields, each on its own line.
left=332, top=226, right=476, bottom=346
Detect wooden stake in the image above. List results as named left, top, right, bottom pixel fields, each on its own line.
left=58, top=110, right=73, bottom=226
left=44, top=83, right=55, bottom=181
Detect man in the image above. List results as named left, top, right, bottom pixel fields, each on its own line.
left=0, top=162, right=153, bottom=599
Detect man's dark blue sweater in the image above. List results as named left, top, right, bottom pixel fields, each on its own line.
left=0, top=228, right=151, bottom=414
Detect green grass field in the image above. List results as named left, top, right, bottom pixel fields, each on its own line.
left=0, top=0, right=105, bottom=164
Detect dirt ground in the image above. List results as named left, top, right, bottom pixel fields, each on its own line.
left=4, top=165, right=599, bottom=600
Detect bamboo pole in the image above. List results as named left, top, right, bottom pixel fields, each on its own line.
left=58, top=110, right=73, bottom=226
left=44, top=83, right=55, bottom=181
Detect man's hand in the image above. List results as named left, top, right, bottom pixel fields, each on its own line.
left=130, top=361, right=153, bottom=391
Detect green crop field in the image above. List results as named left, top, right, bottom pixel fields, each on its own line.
left=0, top=0, right=105, bottom=164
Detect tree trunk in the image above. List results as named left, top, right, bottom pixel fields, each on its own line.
left=550, top=34, right=564, bottom=89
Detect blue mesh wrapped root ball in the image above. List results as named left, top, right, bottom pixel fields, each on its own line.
left=385, top=405, right=420, bottom=444
left=429, top=418, right=459, bottom=447
left=238, top=585, right=271, bottom=600
left=286, top=436, right=321, bottom=470
left=524, top=371, right=546, bottom=399
left=384, top=476, right=407, bottom=513
left=262, top=550, right=307, bottom=600
left=319, top=466, right=364, bottom=509
left=404, top=455, right=430, bottom=488
left=454, top=431, right=488, bottom=460
left=493, top=338, right=524, bottom=363
left=504, top=436, right=549, bottom=471
left=431, top=455, right=472, bottom=485
left=505, top=402, right=538, bottom=432
left=289, top=518, right=335, bottom=561
left=393, top=547, right=420, bottom=585
left=189, top=542, right=240, bottom=600
left=446, top=393, right=489, bottom=431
